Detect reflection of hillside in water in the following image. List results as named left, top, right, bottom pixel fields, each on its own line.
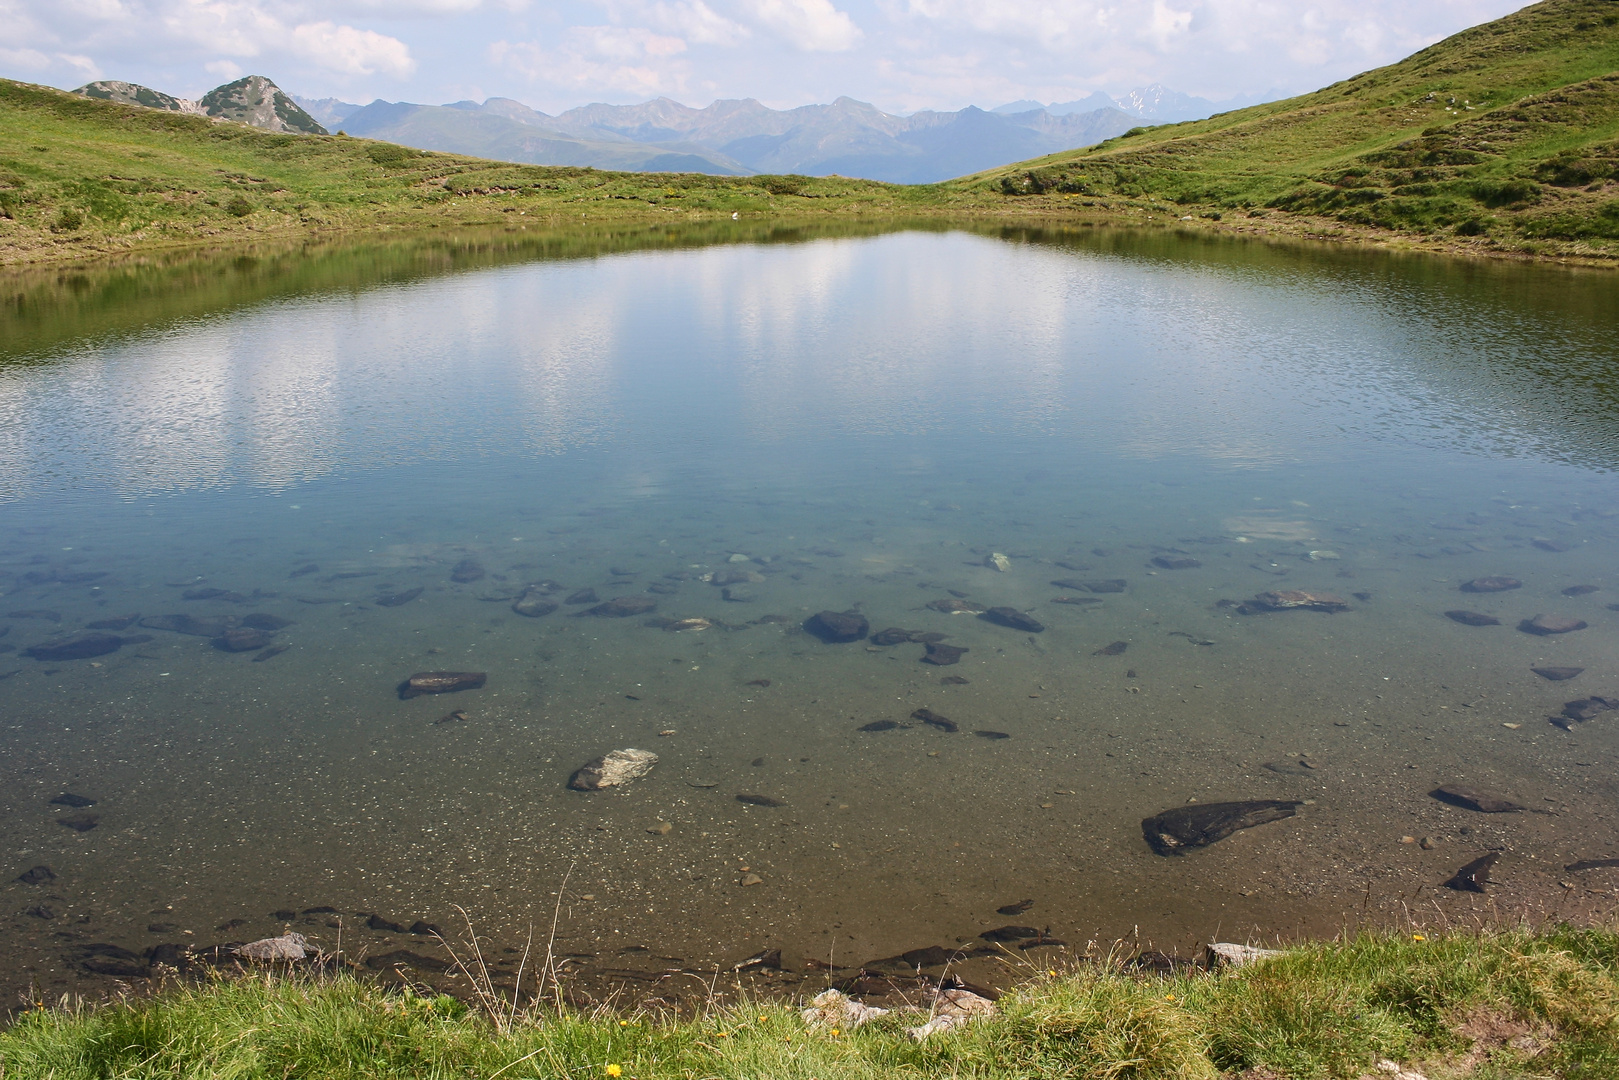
left=0, top=224, right=1616, bottom=502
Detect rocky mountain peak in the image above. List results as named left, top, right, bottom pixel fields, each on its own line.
left=198, top=76, right=327, bottom=135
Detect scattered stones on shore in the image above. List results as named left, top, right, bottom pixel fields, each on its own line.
left=804, top=610, right=869, bottom=643
left=581, top=596, right=657, bottom=617
left=1442, top=852, right=1499, bottom=892
left=907, top=987, right=997, bottom=1040
left=1092, top=641, right=1128, bottom=656
left=735, top=793, right=785, bottom=807
left=1205, top=943, right=1285, bottom=968
left=1239, top=590, right=1349, bottom=614
left=569, top=748, right=658, bottom=791
left=511, top=586, right=559, bottom=617
left=1444, top=610, right=1500, bottom=626
left=801, top=989, right=889, bottom=1030
left=1566, top=858, right=1619, bottom=872
left=1520, top=614, right=1587, bottom=635
left=16, top=865, right=55, bottom=885
left=23, top=633, right=126, bottom=661
left=1562, top=585, right=1599, bottom=596
left=375, top=587, right=423, bottom=608
left=1142, top=799, right=1303, bottom=855
left=1533, top=666, right=1584, bottom=681
left=912, top=708, right=957, bottom=732
left=565, top=588, right=599, bottom=605
left=926, top=598, right=985, bottom=614
left=922, top=642, right=968, bottom=665
left=398, top=671, right=487, bottom=699
left=1152, top=555, right=1201, bottom=570
left=449, top=559, right=486, bottom=584
left=980, top=607, right=1043, bottom=632
left=1430, top=785, right=1524, bottom=813
left=1461, top=577, right=1521, bottom=593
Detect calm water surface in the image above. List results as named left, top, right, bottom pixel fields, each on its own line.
left=2, top=226, right=1617, bottom=1001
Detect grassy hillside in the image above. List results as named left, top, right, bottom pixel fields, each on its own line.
left=4, top=927, right=1619, bottom=1079
left=973, top=0, right=1619, bottom=255
left=0, top=78, right=950, bottom=265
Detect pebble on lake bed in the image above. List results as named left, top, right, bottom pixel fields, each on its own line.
left=1444, top=610, right=1500, bottom=626
left=398, top=671, right=487, bottom=699
left=1460, top=577, right=1521, bottom=593
left=804, top=610, right=869, bottom=643
left=569, top=748, right=658, bottom=791
left=1520, top=614, right=1587, bottom=635
left=1240, top=590, right=1349, bottom=613
left=980, top=607, right=1044, bottom=632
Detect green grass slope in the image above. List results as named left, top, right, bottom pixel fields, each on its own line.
left=974, top=0, right=1619, bottom=253
left=3, top=928, right=1619, bottom=1079
left=0, top=79, right=939, bottom=265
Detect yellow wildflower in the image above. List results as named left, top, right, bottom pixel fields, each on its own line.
left=605, top=1066, right=623, bottom=1078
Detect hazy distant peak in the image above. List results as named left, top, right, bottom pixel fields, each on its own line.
left=199, top=76, right=327, bottom=135
left=991, top=99, right=1046, bottom=115
left=293, top=95, right=363, bottom=128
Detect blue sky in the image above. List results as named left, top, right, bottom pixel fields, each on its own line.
left=3, top=0, right=1527, bottom=114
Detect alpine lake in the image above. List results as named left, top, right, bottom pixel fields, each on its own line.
left=2, top=221, right=1617, bottom=1007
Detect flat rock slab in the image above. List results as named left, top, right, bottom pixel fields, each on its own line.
left=922, top=642, right=968, bottom=665
left=1532, top=666, right=1584, bottom=681
left=398, top=671, right=486, bottom=699
left=580, top=596, right=657, bottom=617
left=23, top=633, right=126, bottom=661
left=1461, top=577, right=1522, bottom=593
left=1430, top=785, right=1524, bottom=813
left=980, top=607, right=1044, bottom=632
left=569, top=748, right=658, bottom=790
left=1240, top=590, right=1348, bottom=613
left=1444, top=610, right=1500, bottom=626
left=804, top=610, right=868, bottom=643
left=1142, top=799, right=1302, bottom=855
left=1520, top=614, right=1587, bottom=635
left=142, top=613, right=237, bottom=636
left=1152, top=555, right=1201, bottom=570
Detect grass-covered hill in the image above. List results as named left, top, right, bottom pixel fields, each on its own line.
left=975, top=0, right=1619, bottom=256
left=0, top=78, right=941, bottom=265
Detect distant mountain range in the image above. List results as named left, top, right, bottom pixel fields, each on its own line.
left=73, top=73, right=1258, bottom=183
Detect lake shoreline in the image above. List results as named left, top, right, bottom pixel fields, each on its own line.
left=2, top=926, right=1616, bottom=1076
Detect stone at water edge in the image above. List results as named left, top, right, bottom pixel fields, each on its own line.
left=236, top=932, right=311, bottom=961
left=801, top=989, right=889, bottom=1030
left=1205, top=942, right=1285, bottom=967
left=568, top=748, right=659, bottom=791
left=906, top=988, right=997, bottom=1040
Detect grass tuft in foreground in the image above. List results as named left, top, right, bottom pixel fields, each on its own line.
left=4, top=926, right=1619, bottom=1078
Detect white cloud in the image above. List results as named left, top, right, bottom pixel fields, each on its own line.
left=742, top=0, right=859, bottom=50
left=204, top=58, right=242, bottom=78
left=492, top=26, right=690, bottom=96
left=0, top=46, right=54, bottom=71
left=291, top=21, right=416, bottom=77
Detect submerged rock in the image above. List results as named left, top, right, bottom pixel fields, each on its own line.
left=997, top=899, right=1033, bottom=916
left=1142, top=799, right=1302, bottom=855
left=450, top=559, right=486, bottom=584
left=376, top=587, right=423, bottom=608
left=1444, top=610, right=1500, bottom=626
left=510, top=587, right=558, bottom=618
left=8, top=609, right=61, bottom=621
left=85, top=614, right=140, bottom=630
left=1051, top=596, right=1102, bottom=606
left=1562, top=585, right=1600, bottom=597
left=926, top=598, right=985, bottom=614
left=1083, top=580, right=1127, bottom=594
left=804, top=610, right=868, bottom=643
left=859, top=720, right=901, bottom=732
left=214, top=627, right=273, bottom=652
left=398, top=671, right=487, bottom=699
left=1532, top=666, right=1584, bottom=681
left=980, top=607, right=1044, bottom=632
left=974, top=730, right=1010, bottom=740
left=1240, top=590, right=1349, bottom=613
left=569, top=748, right=658, bottom=791
left=1560, top=696, right=1619, bottom=723
left=23, top=633, right=125, bottom=661
left=985, top=553, right=1011, bottom=572
left=252, top=644, right=289, bottom=662
left=16, top=865, right=56, bottom=885
left=581, top=596, right=657, bottom=617
left=1092, top=641, right=1128, bottom=656
left=565, top=588, right=599, bottom=605
left=1430, top=785, right=1524, bottom=813
left=241, top=613, right=293, bottom=631
left=50, top=793, right=95, bottom=807
left=58, top=814, right=99, bottom=832
left=1442, top=852, right=1499, bottom=893
left=1520, top=614, right=1587, bottom=635
left=1152, top=556, right=1201, bottom=570
left=141, top=613, right=237, bottom=636
left=871, top=627, right=917, bottom=646
left=1460, top=577, right=1521, bottom=593
left=911, top=708, right=957, bottom=732
left=735, top=793, right=785, bottom=807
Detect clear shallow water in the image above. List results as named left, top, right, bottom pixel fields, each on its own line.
left=2, top=226, right=1618, bottom=1002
